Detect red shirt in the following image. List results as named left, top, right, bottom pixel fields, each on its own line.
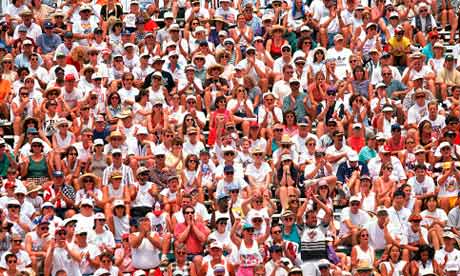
left=347, top=136, right=365, bottom=152
left=174, top=222, right=209, bottom=254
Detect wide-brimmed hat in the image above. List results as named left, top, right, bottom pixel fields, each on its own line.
left=271, top=24, right=285, bottom=34
left=280, top=134, right=293, bottom=144
left=107, top=130, right=126, bottom=143
left=411, top=88, right=430, bottom=100
left=78, top=173, right=98, bottom=185
left=44, top=87, right=61, bottom=98
left=27, top=182, right=42, bottom=194
left=206, top=63, right=224, bottom=75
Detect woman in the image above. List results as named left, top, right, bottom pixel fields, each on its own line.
left=253, top=36, right=273, bottom=69
left=293, top=36, right=314, bottom=61
left=147, top=100, right=166, bottom=139
left=30, top=0, right=53, bottom=26
left=184, top=18, right=201, bottom=44
left=307, top=71, right=327, bottom=112
left=52, top=118, right=75, bottom=154
left=351, top=65, right=371, bottom=99
left=181, top=154, right=201, bottom=195
left=75, top=173, right=104, bottom=208
left=230, top=14, right=253, bottom=53
left=208, top=96, right=232, bottom=146
left=420, top=196, right=448, bottom=250
left=1, top=54, right=17, bottom=83
left=374, top=163, right=396, bottom=207
left=410, top=245, right=438, bottom=276
left=380, top=245, right=408, bottom=276
left=167, top=242, right=197, bottom=276
left=243, top=76, right=262, bottom=112
left=245, top=147, right=271, bottom=190
left=400, top=136, right=418, bottom=174
left=98, top=252, right=120, bottom=276
left=148, top=72, right=168, bottom=106
left=108, top=19, right=123, bottom=48
left=100, top=0, right=123, bottom=21
left=418, top=120, right=436, bottom=162
left=306, top=47, right=326, bottom=85
left=87, top=140, right=108, bottom=179
left=61, top=145, right=82, bottom=185
left=428, top=43, right=445, bottom=75
left=265, top=25, right=287, bottom=60
left=180, top=114, right=199, bottom=142
left=227, top=86, right=255, bottom=137
left=107, top=200, right=130, bottom=243
left=223, top=37, right=241, bottom=66
left=20, top=138, right=52, bottom=183
left=216, top=50, right=234, bottom=82
left=89, top=214, right=116, bottom=255
left=230, top=222, right=263, bottom=275
left=346, top=94, right=369, bottom=131
left=357, top=176, right=377, bottom=213
left=351, top=228, right=375, bottom=271
left=277, top=155, right=300, bottom=210
left=103, top=171, right=129, bottom=213
left=283, top=111, right=298, bottom=136
left=166, top=137, right=184, bottom=171
left=114, top=233, right=135, bottom=274
left=105, top=92, right=123, bottom=124
left=435, top=143, right=459, bottom=212
left=132, top=90, right=152, bottom=126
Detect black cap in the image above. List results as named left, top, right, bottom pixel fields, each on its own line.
left=64, top=31, right=73, bottom=38
left=445, top=130, right=457, bottom=137
left=199, top=40, right=209, bottom=46
left=445, top=54, right=455, bottom=61
left=94, top=27, right=103, bottom=34
left=135, top=16, right=145, bottom=25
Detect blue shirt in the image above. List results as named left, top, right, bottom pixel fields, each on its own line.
left=36, top=33, right=62, bottom=54
left=336, top=160, right=369, bottom=184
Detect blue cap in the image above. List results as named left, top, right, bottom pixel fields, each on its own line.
left=216, top=192, right=229, bottom=201
left=297, top=118, right=309, bottom=126
left=26, top=127, right=38, bottom=134
left=326, top=87, right=337, bottom=95
left=199, top=40, right=209, bottom=46
left=227, top=182, right=240, bottom=191
left=269, top=244, right=283, bottom=252
left=121, top=30, right=131, bottom=36
left=44, top=21, right=53, bottom=28
left=53, top=170, right=64, bottom=177
left=223, top=165, right=234, bottom=173
left=391, top=123, right=401, bottom=131
left=242, top=222, right=254, bottom=230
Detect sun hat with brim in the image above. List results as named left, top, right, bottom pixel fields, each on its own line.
left=54, top=118, right=70, bottom=128
left=280, top=134, right=293, bottom=144
left=107, top=130, right=126, bottom=143
left=271, top=24, right=285, bottom=34
left=117, top=109, right=132, bottom=119
left=382, top=105, right=393, bottom=112
left=414, top=145, right=425, bottom=154
left=206, top=63, right=224, bottom=75
left=78, top=173, right=98, bottom=185
left=110, top=170, right=123, bottom=179
left=281, top=154, right=292, bottom=162
left=443, top=231, right=457, bottom=239
left=288, top=267, right=303, bottom=275
left=251, top=147, right=264, bottom=154
left=412, top=88, right=430, bottom=100
left=27, top=183, right=42, bottom=194
left=136, top=167, right=148, bottom=176
left=356, top=261, right=373, bottom=272
left=2, top=54, right=13, bottom=62
left=44, top=87, right=61, bottom=98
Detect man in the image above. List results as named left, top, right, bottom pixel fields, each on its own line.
left=36, top=21, right=62, bottom=55
left=0, top=234, right=31, bottom=270
left=366, top=206, right=392, bottom=256
left=420, top=101, right=445, bottom=139
left=358, top=133, right=377, bottom=164
left=299, top=210, right=329, bottom=275
left=402, top=52, right=436, bottom=93
left=379, top=65, right=409, bottom=100
left=437, top=54, right=460, bottom=100
left=434, top=231, right=460, bottom=269
left=407, top=164, right=436, bottom=212
left=129, top=217, right=162, bottom=273
left=0, top=138, right=16, bottom=178
left=149, top=147, right=171, bottom=190
left=72, top=5, right=98, bottom=46
left=336, top=151, right=369, bottom=187
left=44, top=227, right=81, bottom=276
left=174, top=205, right=210, bottom=259
left=367, top=145, right=407, bottom=183
left=14, top=40, right=41, bottom=69
left=387, top=189, right=412, bottom=244
left=13, top=8, right=42, bottom=41
left=273, top=63, right=294, bottom=101
left=25, top=218, right=50, bottom=271
left=102, top=149, right=134, bottom=187
left=407, top=88, right=430, bottom=129
left=325, top=34, right=352, bottom=76
left=216, top=165, right=249, bottom=197
left=326, top=131, right=352, bottom=174
left=183, top=127, right=205, bottom=156
left=143, top=56, right=175, bottom=92
left=5, top=199, right=33, bottom=238
left=338, top=196, right=370, bottom=246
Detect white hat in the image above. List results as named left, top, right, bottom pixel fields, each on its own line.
left=376, top=206, right=388, bottom=214
left=186, top=94, right=197, bottom=101
left=300, top=25, right=312, bottom=32
left=281, top=154, right=292, bottom=162
left=75, top=225, right=89, bottom=235
left=376, top=132, right=386, bottom=140
left=79, top=4, right=92, bottom=12
left=389, top=11, right=399, bottom=18
left=94, top=212, right=106, bottom=220
left=112, top=199, right=125, bottom=208
left=350, top=195, right=361, bottom=202
left=222, top=145, right=235, bottom=153
left=352, top=123, right=362, bottom=129
left=41, top=202, right=55, bottom=209
left=375, top=82, right=387, bottom=89
left=154, top=147, right=166, bottom=156
left=164, top=12, right=174, bottom=19
left=31, top=138, right=43, bottom=146
left=172, top=271, right=184, bottom=276
left=94, top=138, right=104, bottom=146
left=194, top=26, right=206, bottom=34
left=14, top=186, right=27, bottom=194
left=93, top=268, right=111, bottom=276
left=439, top=141, right=451, bottom=150
left=289, top=77, right=300, bottom=84
left=124, top=43, right=135, bottom=49
left=133, top=271, right=146, bottom=276
left=218, top=30, right=228, bottom=36
left=7, top=199, right=21, bottom=206
left=169, top=24, right=180, bottom=31
left=347, top=151, right=359, bottom=162
left=262, top=14, right=273, bottom=21
left=136, top=126, right=149, bottom=135
left=61, top=217, right=78, bottom=227
left=223, top=38, right=235, bottom=45
left=91, top=72, right=103, bottom=80
left=382, top=105, right=393, bottom=112
left=209, top=241, right=223, bottom=249
left=168, top=51, right=179, bottom=58
left=79, top=198, right=94, bottom=208
left=215, top=213, right=230, bottom=221
left=165, top=41, right=176, bottom=48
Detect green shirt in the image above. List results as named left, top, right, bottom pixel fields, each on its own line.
left=359, top=146, right=377, bottom=164
left=0, top=152, right=14, bottom=177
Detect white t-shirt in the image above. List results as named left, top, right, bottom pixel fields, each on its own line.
left=339, top=207, right=370, bottom=236
left=326, top=47, right=352, bottom=77
left=245, top=162, right=271, bottom=184
left=70, top=243, right=101, bottom=275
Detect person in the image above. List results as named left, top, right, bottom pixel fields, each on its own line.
left=129, top=217, right=162, bottom=274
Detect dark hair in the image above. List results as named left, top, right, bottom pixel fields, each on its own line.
left=135, top=89, right=149, bottom=102
left=423, top=195, right=438, bottom=210
left=185, top=154, right=200, bottom=170
left=283, top=110, right=297, bottom=126
left=65, top=145, right=78, bottom=158
left=413, top=245, right=435, bottom=261
left=353, top=65, right=365, bottom=80
left=215, top=95, right=226, bottom=105
left=313, top=48, right=325, bottom=63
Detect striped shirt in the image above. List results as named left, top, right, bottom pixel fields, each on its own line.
left=102, top=164, right=135, bottom=187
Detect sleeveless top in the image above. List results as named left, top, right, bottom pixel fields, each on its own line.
left=63, top=158, right=78, bottom=175
left=29, top=231, right=46, bottom=252
left=381, top=260, right=407, bottom=276
left=354, top=245, right=375, bottom=267
left=170, top=261, right=192, bottom=276
left=54, top=131, right=73, bottom=149
left=205, top=258, right=229, bottom=276
left=27, top=156, right=49, bottom=178
left=417, top=260, right=434, bottom=276
left=113, top=215, right=129, bottom=241
left=270, top=40, right=284, bottom=60
left=90, top=154, right=108, bottom=178
left=108, top=184, right=124, bottom=200
left=131, top=232, right=160, bottom=269
left=235, top=28, right=250, bottom=46
left=238, top=240, right=262, bottom=268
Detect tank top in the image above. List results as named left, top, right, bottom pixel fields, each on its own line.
left=29, top=231, right=46, bottom=252
left=238, top=240, right=262, bottom=268
left=131, top=232, right=160, bottom=269
left=113, top=215, right=129, bottom=241
left=381, top=260, right=407, bottom=276
left=108, top=184, right=124, bottom=200
left=205, top=258, right=229, bottom=276
left=54, top=131, right=73, bottom=149
left=147, top=213, right=168, bottom=234
left=417, top=260, right=434, bottom=276
left=270, top=40, right=283, bottom=60
left=354, top=245, right=375, bottom=267
left=63, top=158, right=78, bottom=175
left=235, top=28, right=250, bottom=46
left=27, top=156, right=49, bottom=178
left=90, top=154, right=108, bottom=178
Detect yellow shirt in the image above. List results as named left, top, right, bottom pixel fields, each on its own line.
left=437, top=68, right=460, bottom=85
left=388, top=36, right=411, bottom=57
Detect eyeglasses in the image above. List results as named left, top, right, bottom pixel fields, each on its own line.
left=189, top=159, right=198, bottom=163
left=7, top=259, right=17, bottom=264
left=272, top=230, right=281, bottom=234
left=274, top=129, right=283, bottom=132
left=230, top=190, right=239, bottom=193
left=351, top=202, right=360, bottom=206
left=177, top=251, right=187, bottom=255
left=361, top=234, right=368, bottom=237
left=32, top=144, right=42, bottom=148
left=224, top=152, right=235, bottom=156
left=40, top=226, right=49, bottom=231
left=13, top=240, right=22, bottom=244
left=78, top=233, right=87, bottom=236
left=382, top=73, right=392, bottom=76
left=253, top=153, right=262, bottom=156
left=252, top=218, right=263, bottom=223
left=384, top=167, right=393, bottom=171
left=283, top=217, right=294, bottom=221
left=185, top=211, right=195, bottom=215
left=225, top=172, right=234, bottom=175
left=245, top=228, right=255, bottom=233
left=156, top=155, right=165, bottom=159
left=419, top=8, right=427, bottom=12
left=84, top=178, right=94, bottom=183
left=57, top=231, right=67, bottom=236
left=187, top=101, right=196, bottom=104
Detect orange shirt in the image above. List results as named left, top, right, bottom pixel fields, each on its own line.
left=0, top=79, right=11, bottom=101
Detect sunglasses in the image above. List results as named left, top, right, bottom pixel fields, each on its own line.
left=7, top=259, right=17, bottom=264
left=185, top=211, right=195, bottom=215
left=224, top=152, right=235, bottom=156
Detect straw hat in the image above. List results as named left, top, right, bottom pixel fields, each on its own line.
left=206, top=62, right=224, bottom=75
left=27, top=182, right=42, bottom=194
left=271, top=24, right=285, bottom=34
left=107, top=130, right=126, bottom=143
left=78, top=173, right=98, bottom=185
left=43, top=87, right=61, bottom=98
left=280, top=134, right=293, bottom=144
